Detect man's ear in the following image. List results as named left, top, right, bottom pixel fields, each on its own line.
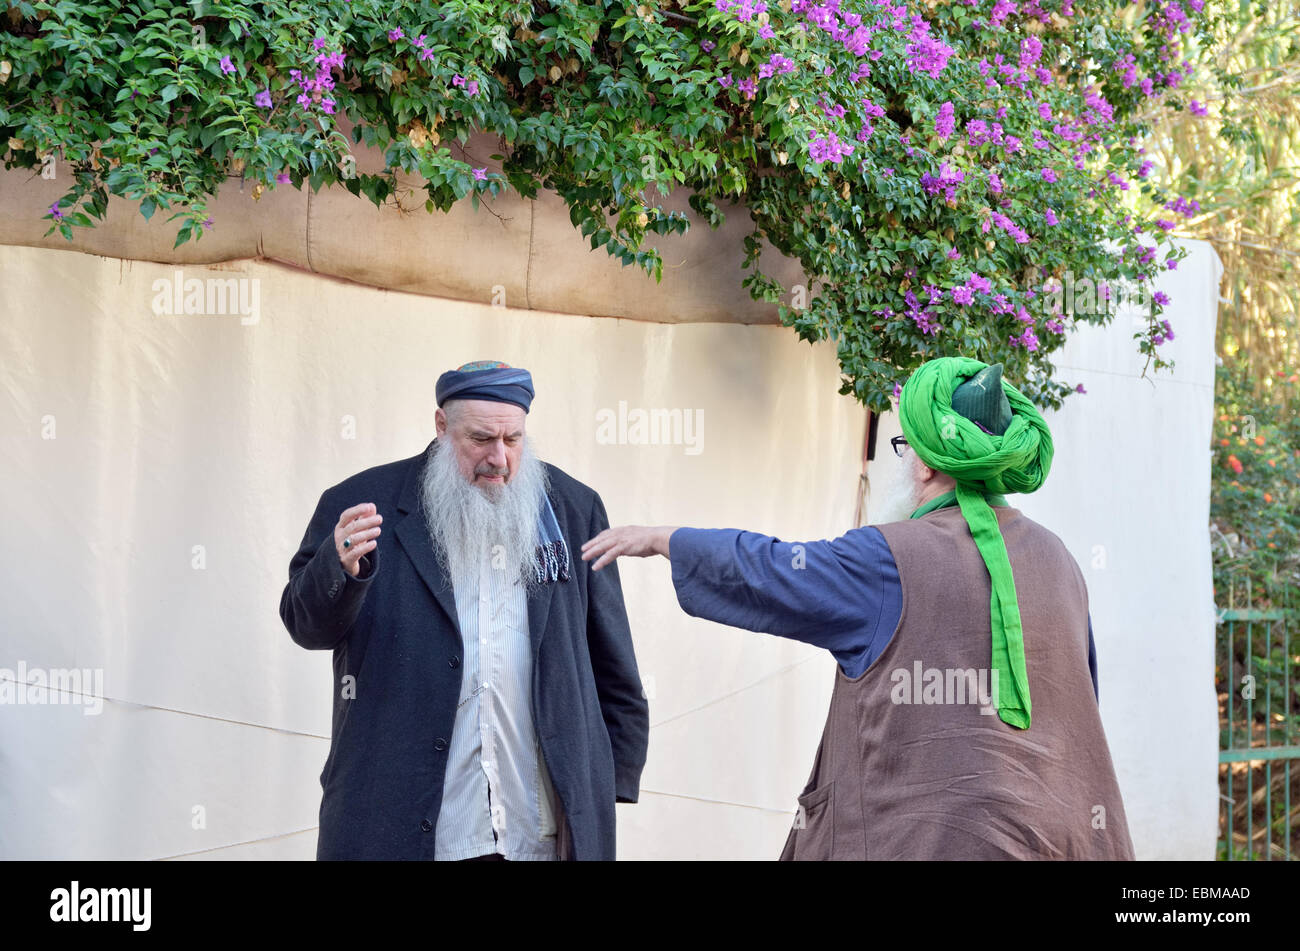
left=434, top=408, right=447, bottom=437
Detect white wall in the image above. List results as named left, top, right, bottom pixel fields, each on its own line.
left=0, top=239, right=1220, bottom=859
left=868, top=238, right=1223, bottom=859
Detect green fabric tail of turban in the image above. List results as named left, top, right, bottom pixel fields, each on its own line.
left=898, top=357, right=1055, bottom=730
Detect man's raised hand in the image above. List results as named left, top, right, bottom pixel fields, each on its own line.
left=580, top=526, right=676, bottom=572
left=335, top=503, right=382, bottom=577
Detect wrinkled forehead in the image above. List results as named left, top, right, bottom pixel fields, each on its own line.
left=447, top=399, right=527, bottom=437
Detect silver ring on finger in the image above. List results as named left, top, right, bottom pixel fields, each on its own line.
left=343, top=536, right=352, bottom=549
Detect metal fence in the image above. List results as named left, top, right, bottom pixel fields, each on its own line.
left=1218, top=600, right=1300, bottom=860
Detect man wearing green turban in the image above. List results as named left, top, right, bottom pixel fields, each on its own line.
left=581, top=356, right=1134, bottom=860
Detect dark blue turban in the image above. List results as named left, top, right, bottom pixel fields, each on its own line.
left=435, top=360, right=535, bottom=413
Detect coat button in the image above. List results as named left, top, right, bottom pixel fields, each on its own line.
left=420, top=819, right=433, bottom=832
left=434, top=738, right=448, bottom=751
left=448, top=655, right=460, bottom=668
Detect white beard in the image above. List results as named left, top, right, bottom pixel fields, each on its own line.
left=419, top=434, right=548, bottom=590
left=869, top=451, right=923, bottom=525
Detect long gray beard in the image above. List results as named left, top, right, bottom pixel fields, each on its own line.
left=869, top=451, right=923, bottom=525
left=419, top=435, right=549, bottom=590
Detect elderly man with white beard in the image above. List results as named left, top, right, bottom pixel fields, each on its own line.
left=280, top=361, right=649, bottom=861
left=581, top=358, right=1132, bottom=861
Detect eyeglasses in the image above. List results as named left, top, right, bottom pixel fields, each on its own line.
left=890, top=435, right=909, bottom=458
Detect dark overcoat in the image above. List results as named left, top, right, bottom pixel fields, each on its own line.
left=279, top=440, right=649, bottom=860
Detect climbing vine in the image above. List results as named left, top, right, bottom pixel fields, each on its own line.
left=0, top=0, right=1217, bottom=410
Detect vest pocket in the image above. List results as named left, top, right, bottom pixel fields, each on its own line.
left=791, top=781, right=835, bottom=860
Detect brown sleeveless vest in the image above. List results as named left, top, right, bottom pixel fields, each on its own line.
left=779, top=505, right=1135, bottom=860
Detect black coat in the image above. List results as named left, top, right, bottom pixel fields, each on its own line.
left=279, top=440, right=649, bottom=860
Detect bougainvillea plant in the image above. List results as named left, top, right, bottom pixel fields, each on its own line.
left=0, top=0, right=1216, bottom=411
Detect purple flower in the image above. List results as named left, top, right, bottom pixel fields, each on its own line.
left=202, top=216, right=214, bottom=230
left=1076, top=383, right=1087, bottom=394
left=1166, top=258, right=1179, bottom=271
left=254, top=89, right=273, bottom=108
left=1045, top=208, right=1059, bottom=226
left=466, top=80, right=479, bottom=96
left=946, top=247, right=961, bottom=261
left=911, top=309, right=940, bottom=335
left=988, top=171, right=1003, bottom=195
left=452, top=74, right=465, bottom=87
left=701, top=39, right=716, bottom=52
left=220, top=56, right=236, bottom=75
left=951, top=285, right=974, bottom=306
left=275, top=172, right=291, bottom=184
left=1153, top=291, right=1170, bottom=307
left=313, top=37, right=327, bottom=50
left=920, top=162, right=965, bottom=202
left=967, top=273, right=992, bottom=295
left=991, top=0, right=1018, bottom=26
left=1189, top=100, right=1208, bottom=116
left=388, top=28, right=403, bottom=41
left=736, top=76, right=758, bottom=99
left=934, top=102, right=955, bottom=142
left=472, top=167, right=487, bottom=181
left=769, top=53, right=796, bottom=75
left=1161, top=319, right=1175, bottom=340
left=893, top=382, right=902, bottom=400
left=320, top=98, right=336, bottom=115
left=1041, top=167, right=1057, bottom=183
left=48, top=202, right=63, bottom=221
left=808, top=131, right=853, bottom=165
left=1020, top=35, right=1044, bottom=68
left=907, top=32, right=954, bottom=79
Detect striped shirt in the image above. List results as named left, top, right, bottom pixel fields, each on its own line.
left=433, top=541, right=560, bottom=861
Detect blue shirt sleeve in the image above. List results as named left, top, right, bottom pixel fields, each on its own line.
left=668, top=526, right=901, bottom=678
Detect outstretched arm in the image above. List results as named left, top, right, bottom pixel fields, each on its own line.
left=582, top=524, right=897, bottom=674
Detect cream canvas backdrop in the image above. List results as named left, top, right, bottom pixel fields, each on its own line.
left=0, top=238, right=1220, bottom=860
left=0, top=244, right=862, bottom=860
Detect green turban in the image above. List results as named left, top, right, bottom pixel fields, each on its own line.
left=898, top=357, right=1055, bottom=729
